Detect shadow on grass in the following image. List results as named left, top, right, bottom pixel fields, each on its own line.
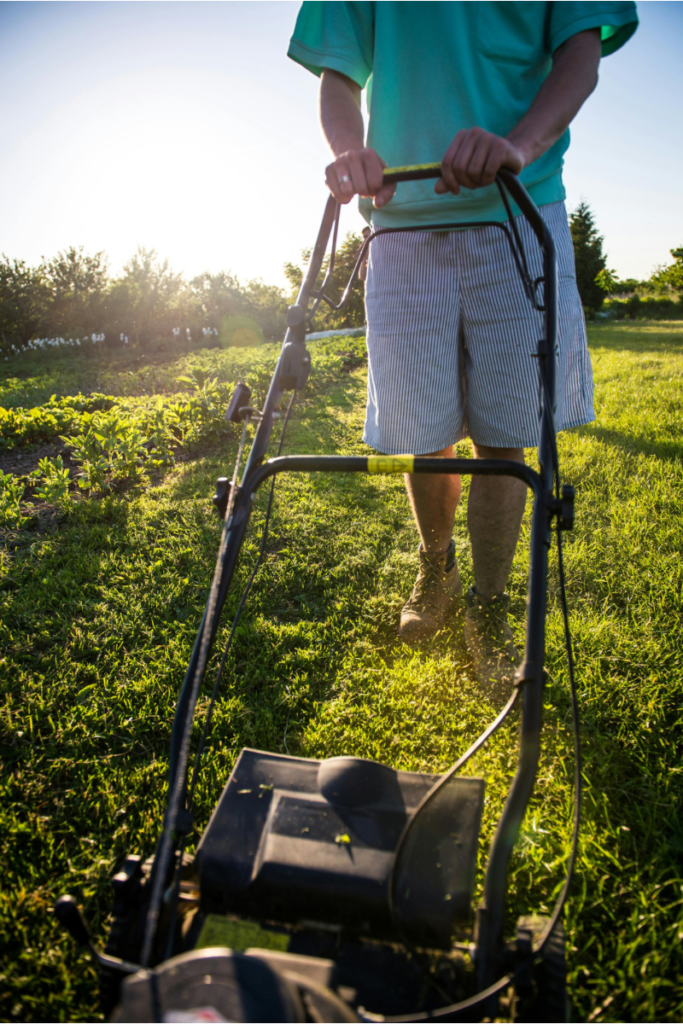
left=576, top=423, right=683, bottom=462
left=588, top=324, right=683, bottom=355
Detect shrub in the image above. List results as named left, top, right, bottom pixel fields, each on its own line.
left=603, top=295, right=683, bottom=321
left=143, top=399, right=179, bottom=468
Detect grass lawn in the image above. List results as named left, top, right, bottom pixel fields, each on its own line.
left=1, top=322, right=683, bottom=1022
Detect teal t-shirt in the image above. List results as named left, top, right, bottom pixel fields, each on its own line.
left=288, top=1, right=638, bottom=226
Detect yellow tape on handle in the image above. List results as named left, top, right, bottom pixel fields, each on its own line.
left=367, top=455, right=415, bottom=474
left=383, top=162, right=441, bottom=177
left=382, top=162, right=442, bottom=183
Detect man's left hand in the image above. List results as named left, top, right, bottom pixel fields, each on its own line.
left=436, top=128, right=525, bottom=194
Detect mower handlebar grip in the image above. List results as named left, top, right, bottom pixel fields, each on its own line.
left=382, top=162, right=442, bottom=184
left=382, top=163, right=523, bottom=188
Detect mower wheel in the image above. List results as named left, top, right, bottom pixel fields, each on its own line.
left=513, top=915, right=568, bottom=1024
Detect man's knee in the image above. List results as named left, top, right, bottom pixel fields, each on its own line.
left=417, top=445, right=454, bottom=459
left=472, top=443, right=525, bottom=463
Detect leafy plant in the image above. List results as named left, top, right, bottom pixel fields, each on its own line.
left=64, top=411, right=149, bottom=492
left=0, top=392, right=115, bottom=450
left=100, top=414, right=149, bottom=480
left=0, top=469, right=30, bottom=529
left=34, top=455, right=71, bottom=508
left=145, top=399, right=179, bottom=467
left=63, top=424, right=110, bottom=491
left=175, top=372, right=228, bottom=444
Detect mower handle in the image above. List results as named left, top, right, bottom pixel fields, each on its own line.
left=160, top=160, right=560, bottom=990
left=381, top=163, right=551, bottom=255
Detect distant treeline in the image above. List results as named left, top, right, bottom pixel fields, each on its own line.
left=0, top=232, right=367, bottom=356
left=569, top=203, right=683, bottom=318
left=2, top=211, right=681, bottom=357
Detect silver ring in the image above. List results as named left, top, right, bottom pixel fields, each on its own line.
left=338, top=174, right=351, bottom=184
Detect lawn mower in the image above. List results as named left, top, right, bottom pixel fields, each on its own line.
left=55, top=165, right=580, bottom=1022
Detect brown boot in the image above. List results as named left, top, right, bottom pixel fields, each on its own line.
left=399, top=540, right=462, bottom=642
left=464, top=587, right=521, bottom=694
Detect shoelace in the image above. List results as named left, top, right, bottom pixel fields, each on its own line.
left=410, top=557, right=451, bottom=602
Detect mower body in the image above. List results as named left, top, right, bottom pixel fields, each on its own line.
left=196, top=748, right=484, bottom=948
left=110, top=749, right=487, bottom=1021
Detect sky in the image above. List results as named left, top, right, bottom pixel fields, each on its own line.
left=0, top=0, right=681, bottom=289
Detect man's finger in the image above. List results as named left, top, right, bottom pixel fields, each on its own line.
left=325, top=161, right=353, bottom=204
left=440, top=132, right=466, bottom=194
left=480, top=142, right=506, bottom=186
left=451, top=133, right=479, bottom=191
left=374, top=181, right=397, bottom=208
left=365, top=152, right=385, bottom=195
left=464, top=136, right=495, bottom=186
left=335, top=163, right=356, bottom=200
left=346, top=152, right=371, bottom=198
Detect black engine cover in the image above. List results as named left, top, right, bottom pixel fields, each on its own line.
left=195, top=749, right=484, bottom=949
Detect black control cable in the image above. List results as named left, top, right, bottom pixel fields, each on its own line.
left=307, top=189, right=581, bottom=989
left=162, top=391, right=298, bottom=961
left=141, top=409, right=254, bottom=966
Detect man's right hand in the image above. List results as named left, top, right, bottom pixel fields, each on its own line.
left=325, top=148, right=397, bottom=208
left=320, top=70, right=396, bottom=208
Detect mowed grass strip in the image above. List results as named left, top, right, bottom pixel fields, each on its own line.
left=1, top=323, right=682, bottom=1022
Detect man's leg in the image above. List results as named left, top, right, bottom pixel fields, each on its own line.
left=399, top=446, right=463, bottom=641
left=468, top=444, right=526, bottom=600
left=463, top=443, right=527, bottom=691
left=361, top=229, right=464, bottom=642
left=401, top=439, right=528, bottom=682
left=404, top=445, right=461, bottom=554
left=402, top=442, right=525, bottom=582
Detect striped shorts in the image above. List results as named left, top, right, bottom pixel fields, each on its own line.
left=363, top=201, right=594, bottom=453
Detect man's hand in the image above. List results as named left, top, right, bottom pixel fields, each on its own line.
left=325, top=148, right=396, bottom=208
left=436, top=128, right=525, bottom=194
left=320, top=69, right=396, bottom=208
left=436, top=30, right=601, bottom=197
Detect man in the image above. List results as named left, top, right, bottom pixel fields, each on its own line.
left=288, top=2, right=637, bottom=690
left=358, top=224, right=372, bottom=283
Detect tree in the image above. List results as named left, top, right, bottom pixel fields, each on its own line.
left=188, top=272, right=287, bottom=344
left=285, top=231, right=366, bottom=330
left=240, top=279, right=288, bottom=340
left=0, top=256, right=52, bottom=348
left=595, top=267, right=619, bottom=295
left=569, top=202, right=607, bottom=312
left=190, top=270, right=244, bottom=328
left=45, top=246, right=109, bottom=337
left=650, top=246, right=683, bottom=294
left=112, top=247, right=186, bottom=346
left=610, top=277, right=642, bottom=295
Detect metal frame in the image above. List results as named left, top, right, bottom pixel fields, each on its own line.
left=152, top=167, right=565, bottom=1004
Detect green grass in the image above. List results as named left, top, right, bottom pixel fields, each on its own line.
left=1, top=323, right=683, bottom=1022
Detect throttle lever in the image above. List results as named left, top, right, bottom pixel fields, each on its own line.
left=54, top=895, right=141, bottom=975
